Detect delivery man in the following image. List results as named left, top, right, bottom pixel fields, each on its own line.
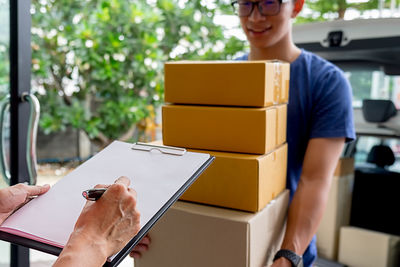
left=132, top=1, right=355, bottom=266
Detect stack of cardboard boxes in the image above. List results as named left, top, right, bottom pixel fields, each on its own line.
left=135, top=61, right=291, bottom=267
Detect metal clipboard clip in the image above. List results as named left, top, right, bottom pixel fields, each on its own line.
left=131, top=142, right=186, bottom=156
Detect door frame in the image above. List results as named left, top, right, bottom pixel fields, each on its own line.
left=9, top=0, right=32, bottom=266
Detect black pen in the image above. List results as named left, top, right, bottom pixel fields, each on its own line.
left=82, top=188, right=107, bottom=201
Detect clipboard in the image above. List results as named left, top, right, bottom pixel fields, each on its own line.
left=0, top=141, right=214, bottom=267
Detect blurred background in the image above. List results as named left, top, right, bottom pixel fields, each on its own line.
left=1, top=0, right=400, bottom=266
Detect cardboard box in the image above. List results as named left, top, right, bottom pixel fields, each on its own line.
left=316, top=173, right=354, bottom=260
left=162, top=105, right=277, bottom=154
left=179, top=144, right=288, bottom=212
left=135, top=190, right=289, bottom=267
left=276, top=104, right=287, bottom=147
left=338, top=226, right=400, bottom=267
left=333, top=157, right=354, bottom=177
left=164, top=61, right=290, bottom=107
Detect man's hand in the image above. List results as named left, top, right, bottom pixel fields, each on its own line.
left=0, top=183, right=50, bottom=224
left=130, top=234, right=151, bottom=258
left=73, top=176, right=141, bottom=256
left=54, top=176, right=141, bottom=267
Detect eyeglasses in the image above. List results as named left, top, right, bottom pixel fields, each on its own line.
left=231, top=0, right=289, bottom=17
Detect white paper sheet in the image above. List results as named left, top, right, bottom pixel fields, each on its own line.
left=0, top=141, right=210, bottom=261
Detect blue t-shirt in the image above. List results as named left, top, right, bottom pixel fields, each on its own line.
left=237, top=50, right=355, bottom=266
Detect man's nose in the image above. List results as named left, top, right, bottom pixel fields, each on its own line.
left=248, top=4, right=266, bottom=22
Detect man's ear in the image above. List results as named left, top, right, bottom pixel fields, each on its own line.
left=291, top=0, right=305, bottom=18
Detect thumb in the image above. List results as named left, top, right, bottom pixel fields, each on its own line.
left=24, top=184, right=51, bottom=197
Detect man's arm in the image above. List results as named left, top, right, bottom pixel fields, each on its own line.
left=52, top=231, right=110, bottom=267
left=271, top=137, right=345, bottom=267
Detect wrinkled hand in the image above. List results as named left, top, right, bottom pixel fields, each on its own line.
left=71, top=176, right=141, bottom=257
left=0, top=183, right=50, bottom=224
left=130, top=234, right=151, bottom=258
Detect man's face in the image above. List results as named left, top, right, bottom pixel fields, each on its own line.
left=239, top=0, right=295, bottom=49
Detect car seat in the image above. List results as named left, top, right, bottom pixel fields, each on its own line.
left=365, top=144, right=395, bottom=170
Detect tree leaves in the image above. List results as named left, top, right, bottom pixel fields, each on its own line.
left=302, top=0, right=400, bottom=20
left=31, top=0, right=245, bottom=147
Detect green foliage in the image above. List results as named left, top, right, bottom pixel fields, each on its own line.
left=300, top=0, right=400, bottom=21
left=0, top=43, right=8, bottom=98
left=0, top=3, right=9, bottom=99
left=31, top=0, right=245, bottom=147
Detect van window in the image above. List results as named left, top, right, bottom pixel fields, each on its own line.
left=344, top=70, right=400, bottom=109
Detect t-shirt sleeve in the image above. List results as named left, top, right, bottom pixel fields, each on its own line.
left=310, top=66, right=356, bottom=142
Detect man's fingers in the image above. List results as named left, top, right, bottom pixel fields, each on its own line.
left=94, top=184, right=110, bottom=189
left=95, top=177, right=134, bottom=200
left=129, top=235, right=150, bottom=258
left=129, top=244, right=149, bottom=258
left=130, top=251, right=141, bottom=259
left=127, top=187, right=138, bottom=199
left=114, top=176, right=131, bottom=187
left=139, top=235, right=151, bottom=245
left=133, top=244, right=149, bottom=253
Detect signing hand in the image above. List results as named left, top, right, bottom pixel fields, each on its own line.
left=73, top=176, right=141, bottom=256
left=54, top=176, right=141, bottom=267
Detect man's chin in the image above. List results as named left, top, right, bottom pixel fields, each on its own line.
left=248, top=38, right=274, bottom=50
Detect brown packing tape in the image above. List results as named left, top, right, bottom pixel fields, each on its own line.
left=286, top=64, right=290, bottom=102
left=272, top=61, right=290, bottom=104
left=281, top=63, right=290, bottom=103
left=273, top=61, right=282, bottom=104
